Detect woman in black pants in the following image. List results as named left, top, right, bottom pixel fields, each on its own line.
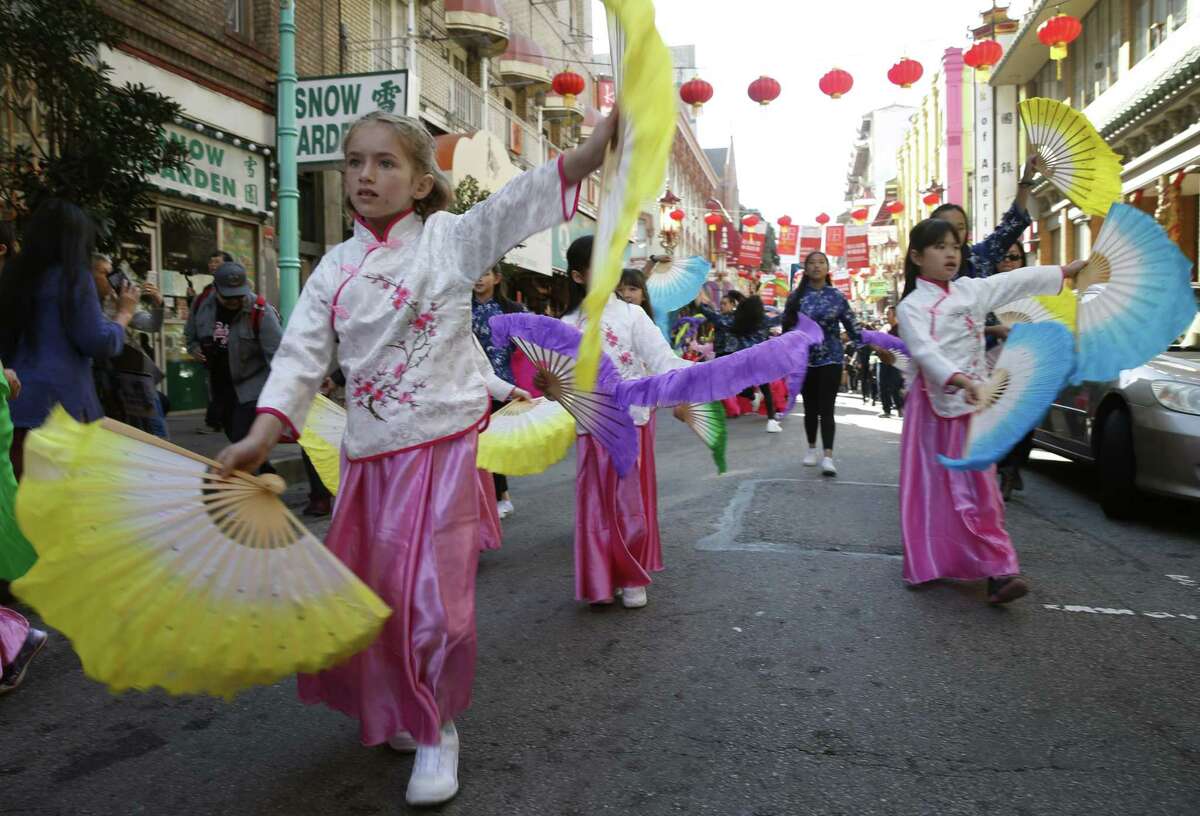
left=781, top=252, right=861, bottom=476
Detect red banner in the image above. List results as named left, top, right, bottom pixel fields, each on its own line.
left=825, top=225, right=846, bottom=257
left=738, top=231, right=765, bottom=268
left=596, top=79, right=615, bottom=116
left=798, top=227, right=822, bottom=264
left=845, top=225, right=869, bottom=269
left=776, top=224, right=799, bottom=256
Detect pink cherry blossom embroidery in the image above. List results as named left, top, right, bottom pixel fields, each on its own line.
left=412, top=312, right=435, bottom=331
left=619, top=351, right=633, bottom=366
left=351, top=295, right=440, bottom=420
left=604, top=326, right=619, bottom=348
left=392, top=286, right=411, bottom=309
left=393, top=362, right=407, bottom=377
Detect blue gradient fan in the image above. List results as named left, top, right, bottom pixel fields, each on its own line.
left=939, top=322, right=1076, bottom=472
left=1072, top=203, right=1197, bottom=384
left=645, top=256, right=711, bottom=340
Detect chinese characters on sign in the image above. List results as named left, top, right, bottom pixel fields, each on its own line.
left=776, top=224, right=799, bottom=256
left=738, top=231, right=765, bottom=268
left=825, top=225, right=846, bottom=257
left=151, top=123, right=270, bottom=214
left=844, top=226, right=869, bottom=269
left=798, top=227, right=822, bottom=264
left=596, top=78, right=616, bottom=116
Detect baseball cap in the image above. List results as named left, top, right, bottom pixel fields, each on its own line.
left=214, top=262, right=252, bottom=298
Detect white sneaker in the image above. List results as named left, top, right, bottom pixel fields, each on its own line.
left=406, top=723, right=459, bottom=806
left=802, top=448, right=819, bottom=467
left=620, top=586, right=648, bottom=608
left=388, top=730, right=418, bottom=753
left=766, top=419, right=782, bottom=433
left=821, top=456, right=837, bottom=476
left=497, top=499, right=514, bottom=519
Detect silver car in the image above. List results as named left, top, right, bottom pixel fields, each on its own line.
left=1033, top=287, right=1200, bottom=518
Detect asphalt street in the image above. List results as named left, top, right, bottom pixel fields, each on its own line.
left=4, top=394, right=1198, bottom=816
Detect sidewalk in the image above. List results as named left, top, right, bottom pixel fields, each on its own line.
left=165, top=411, right=308, bottom=487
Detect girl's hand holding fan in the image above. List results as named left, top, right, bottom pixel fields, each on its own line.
left=216, top=412, right=283, bottom=477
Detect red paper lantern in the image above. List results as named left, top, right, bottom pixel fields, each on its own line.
left=963, top=40, right=1004, bottom=82
left=887, top=201, right=905, bottom=218
left=742, top=214, right=760, bottom=228
left=818, top=69, right=853, bottom=99
left=1037, top=12, right=1082, bottom=80
left=551, top=70, right=586, bottom=106
left=747, top=75, right=781, bottom=106
left=815, top=212, right=830, bottom=225
left=704, top=212, right=723, bottom=232
left=887, top=58, right=923, bottom=89
left=670, top=208, right=686, bottom=222
left=680, top=77, right=714, bottom=113
left=922, top=191, right=942, bottom=207
left=850, top=207, right=870, bottom=223
left=777, top=215, right=792, bottom=228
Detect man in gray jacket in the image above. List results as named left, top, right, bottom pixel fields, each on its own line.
left=186, top=262, right=282, bottom=460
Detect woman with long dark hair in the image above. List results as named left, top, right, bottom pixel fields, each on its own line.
left=693, top=289, right=744, bottom=359
left=781, top=251, right=860, bottom=475
left=0, top=199, right=139, bottom=477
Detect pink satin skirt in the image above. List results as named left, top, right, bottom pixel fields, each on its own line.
left=0, top=605, right=29, bottom=669
left=573, top=416, right=662, bottom=602
left=900, top=377, right=1018, bottom=584
left=298, top=431, right=482, bottom=746
left=477, top=468, right=502, bottom=552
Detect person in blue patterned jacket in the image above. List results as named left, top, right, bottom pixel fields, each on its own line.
left=694, top=289, right=745, bottom=358
left=471, top=265, right=525, bottom=519
left=782, top=251, right=861, bottom=476
left=931, top=155, right=1039, bottom=280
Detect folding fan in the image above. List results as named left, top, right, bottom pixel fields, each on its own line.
left=576, top=0, right=675, bottom=389
left=613, top=316, right=823, bottom=409
left=860, top=330, right=916, bottom=383
left=1019, top=97, right=1123, bottom=218
left=676, top=402, right=727, bottom=474
left=12, top=409, right=391, bottom=697
left=994, top=294, right=1076, bottom=331
left=0, top=373, right=35, bottom=581
left=1070, top=203, right=1197, bottom=384
left=297, top=394, right=345, bottom=495
left=939, top=322, right=1076, bottom=471
left=646, top=256, right=712, bottom=340
left=477, top=397, right=577, bottom=477
left=489, top=314, right=639, bottom=477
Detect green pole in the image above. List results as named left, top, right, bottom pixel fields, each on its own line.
left=276, top=0, right=300, bottom=323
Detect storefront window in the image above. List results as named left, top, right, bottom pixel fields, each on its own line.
left=160, top=205, right=218, bottom=299
left=221, top=219, right=259, bottom=288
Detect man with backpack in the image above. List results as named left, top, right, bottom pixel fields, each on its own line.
left=186, top=261, right=281, bottom=464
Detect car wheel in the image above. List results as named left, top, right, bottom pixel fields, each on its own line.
left=1097, top=408, right=1138, bottom=520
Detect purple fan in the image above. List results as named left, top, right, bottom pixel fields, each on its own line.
left=489, top=314, right=638, bottom=477
left=615, top=314, right=823, bottom=408
left=860, top=330, right=909, bottom=356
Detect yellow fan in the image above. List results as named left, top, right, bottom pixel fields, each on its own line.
left=575, top=0, right=675, bottom=388
left=13, top=408, right=390, bottom=698
left=297, top=394, right=345, bottom=495
left=477, top=397, right=577, bottom=476
left=994, top=291, right=1077, bottom=332
left=1019, top=97, right=1122, bottom=217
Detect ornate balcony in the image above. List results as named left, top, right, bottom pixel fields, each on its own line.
left=444, top=0, right=509, bottom=58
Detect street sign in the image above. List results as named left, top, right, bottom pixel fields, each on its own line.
left=295, top=71, right=409, bottom=164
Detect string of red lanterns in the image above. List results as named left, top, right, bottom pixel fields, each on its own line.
left=819, top=69, right=853, bottom=99
left=850, top=207, right=870, bottom=223
left=815, top=213, right=831, bottom=225
left=742, top=213, right=761, bottom=228
left=963, top=39, right=1004, bottom=82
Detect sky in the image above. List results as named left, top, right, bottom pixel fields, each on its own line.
left=591, top=0, right=1036, bottom=224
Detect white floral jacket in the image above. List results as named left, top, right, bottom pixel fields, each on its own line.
left=563, top=294, right=691, bottom=427
left=897, top=266, right=1065, bottom=419
left=257, top=157, right=580, bottom=459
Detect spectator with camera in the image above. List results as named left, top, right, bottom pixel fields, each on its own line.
left=91, top=253, right=168, bottom=437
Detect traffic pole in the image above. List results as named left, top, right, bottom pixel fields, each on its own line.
left=276, top=0, right=300, bottom=323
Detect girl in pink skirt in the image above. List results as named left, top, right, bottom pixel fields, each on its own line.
left=896, top=218, right=1082, bottom=605
left=559, top=239, right=690, bottom=608
left=217, top=110, right=614, bottom=806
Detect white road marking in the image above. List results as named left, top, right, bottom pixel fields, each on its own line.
left=1043, top=604, right=1198, bottom=621
left=1166, top=574, right=1199, bottom=592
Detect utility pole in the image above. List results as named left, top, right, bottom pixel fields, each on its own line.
left=277, top=0, right=300, bottom=322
